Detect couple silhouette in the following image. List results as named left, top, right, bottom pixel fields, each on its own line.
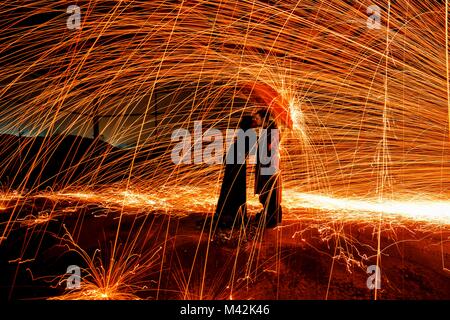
left=214, top=108, right=282, bottom=231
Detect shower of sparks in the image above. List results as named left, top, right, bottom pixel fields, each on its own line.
left=0, top=0, right=449, bottom=300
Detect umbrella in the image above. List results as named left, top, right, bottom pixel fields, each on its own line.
left=242, top=82, right=293, bottom=129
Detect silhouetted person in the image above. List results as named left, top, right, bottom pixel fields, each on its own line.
left=253, top=108, right=282, bottom=228
left=214, top=115, right=255, bottom=229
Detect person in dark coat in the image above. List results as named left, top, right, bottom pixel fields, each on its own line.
left=253, top=108, right=282, bottom=228
left=214, top=115, right=255, bottom=229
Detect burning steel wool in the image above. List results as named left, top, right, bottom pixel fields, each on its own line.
left=0, top=0, right=449, bottom=301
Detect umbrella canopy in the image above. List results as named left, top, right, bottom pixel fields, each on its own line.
left=242, top=82, right=293, bottom=129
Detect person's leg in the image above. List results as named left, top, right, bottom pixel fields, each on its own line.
left=277, top=205, right=282, bottom=224
left=265, top=189, right=278, bottom=227
left=257, top=192, right=268, bottom=223
left=275, top=173, right=282, bottom=225
left=256, top=176, right=282, bottom=228
left=265, top=174, right=282, bottom=228
left=257, top=186, right=275, bottom=228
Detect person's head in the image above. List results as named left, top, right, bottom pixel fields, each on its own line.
left=239, top=115, right=254, bottom=130
left=253, top=107, right=272, bottom=128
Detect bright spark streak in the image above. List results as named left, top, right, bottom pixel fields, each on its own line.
left=283, top=191, right=450, bottom=225
left=48, top=187, right=450, bottom=225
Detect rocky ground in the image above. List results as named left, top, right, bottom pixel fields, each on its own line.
left=0, top=195, right=449, bottom=300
